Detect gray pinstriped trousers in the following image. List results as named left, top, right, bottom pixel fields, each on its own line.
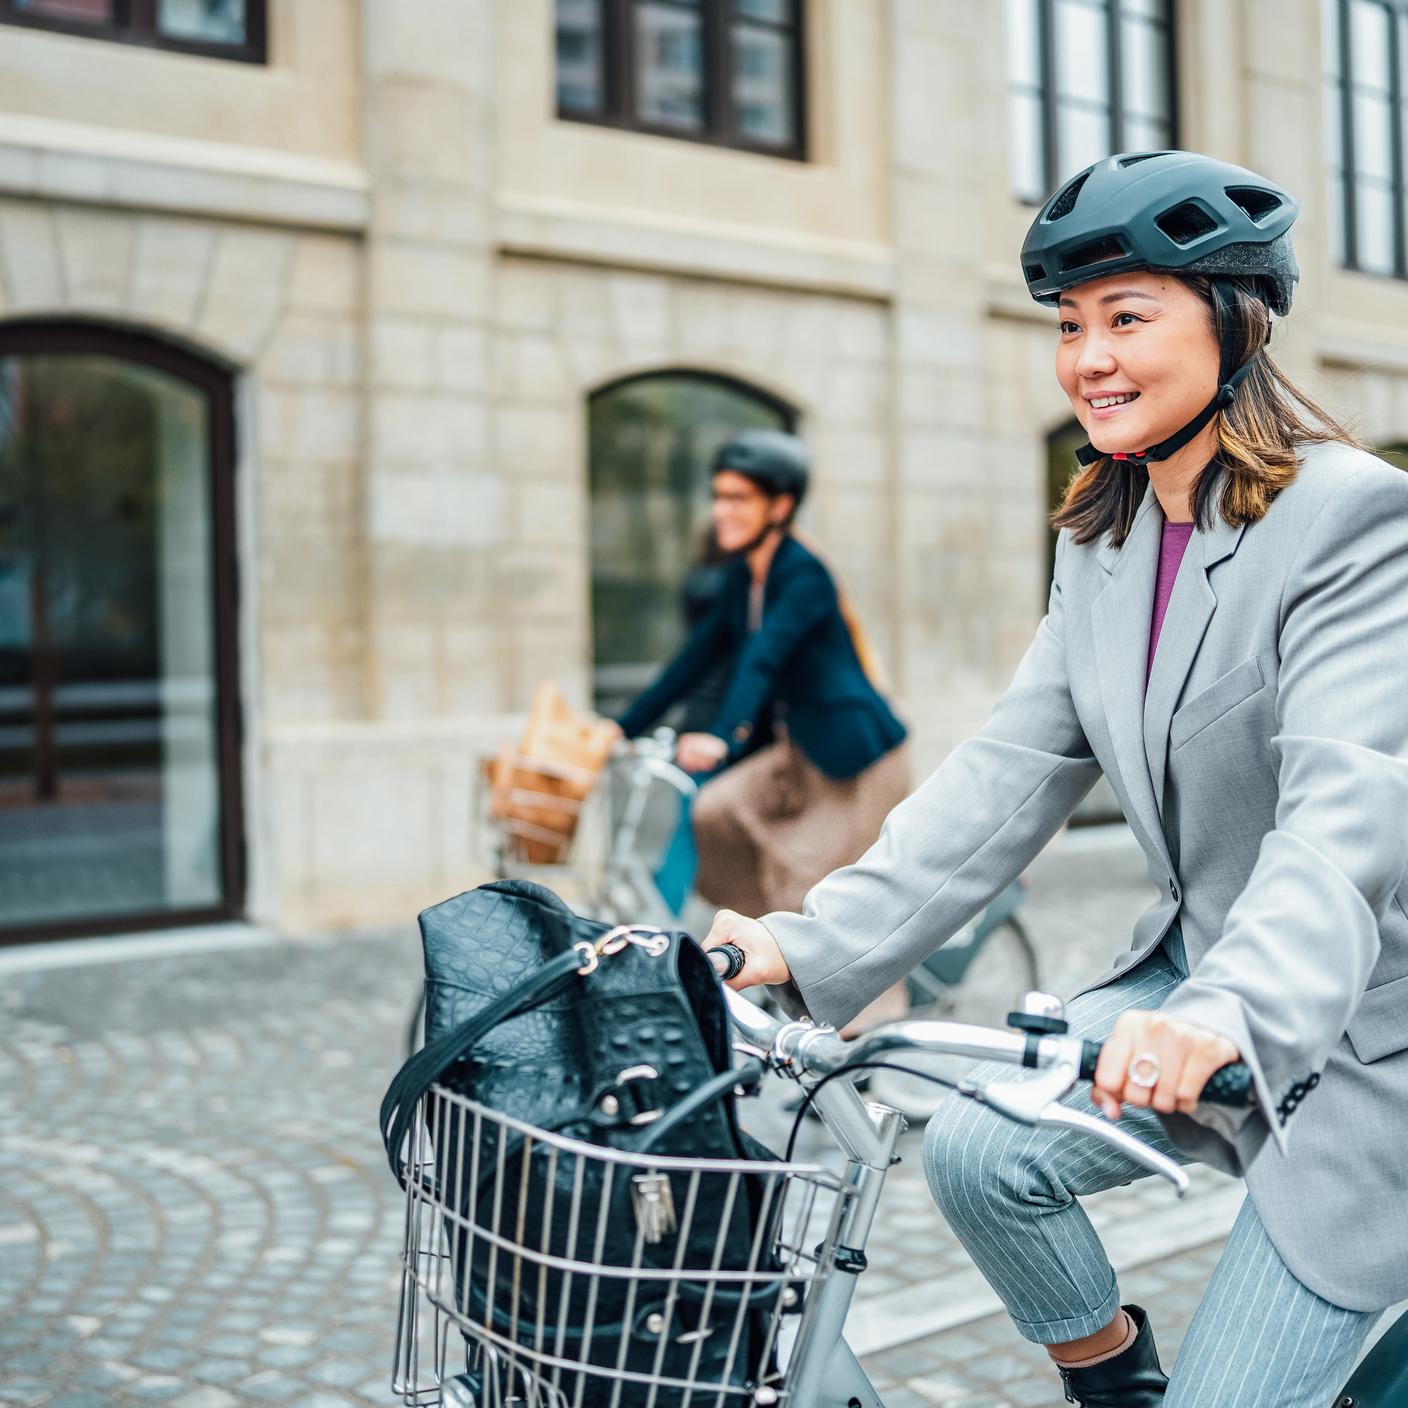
left=921, top=949, right=1381, bottom=1407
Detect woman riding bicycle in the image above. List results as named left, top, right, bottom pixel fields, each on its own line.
left=705, top=151, right=1408, bottom=1407
left=614, top=430, right=910, bottom=945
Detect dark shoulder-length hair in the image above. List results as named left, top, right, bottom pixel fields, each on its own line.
left=1052, top=276, right=1362, bottom=547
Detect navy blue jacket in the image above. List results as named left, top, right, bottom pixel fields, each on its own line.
left=617, top=535, right=906, bottom=780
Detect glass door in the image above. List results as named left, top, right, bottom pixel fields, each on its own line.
left=0, top=326, right=242, bottom=938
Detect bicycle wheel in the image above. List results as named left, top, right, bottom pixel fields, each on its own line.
left=869, top=916, right=1041, bottom=1119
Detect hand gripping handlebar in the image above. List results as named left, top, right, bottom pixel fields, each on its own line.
left=716, top=983, right=1256, bottom=1196
left=1077, top=1041, right=1255, bottom=1107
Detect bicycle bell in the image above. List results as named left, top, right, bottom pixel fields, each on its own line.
left=1007, top=991, right=1069, bottom=1036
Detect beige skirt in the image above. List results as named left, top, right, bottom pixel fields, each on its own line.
left=692, top=735, right=911, bottom=918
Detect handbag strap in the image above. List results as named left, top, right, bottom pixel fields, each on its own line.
left=634, top=1060, right=765, bottom=1156
left=379, top=945, right=587, bottom=1184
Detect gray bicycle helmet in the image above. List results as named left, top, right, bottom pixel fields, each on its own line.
left=1022, top=150, right=1300, bottom=316
left=712, top=429, right=809, bottom=508
left=1023, top=151, right=1301, bottom=466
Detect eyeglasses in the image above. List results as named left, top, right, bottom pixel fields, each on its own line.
left=711, top=487, right=768, bottom=506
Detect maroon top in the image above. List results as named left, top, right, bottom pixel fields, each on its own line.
left=1146, top=519, right=1196, bottom=686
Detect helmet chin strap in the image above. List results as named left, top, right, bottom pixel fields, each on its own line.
left=1074, top=356, right=1256, bottom=469
left=731, top=517, right=788, bottom=557
left=1075, top=281, right=1267, bottom=473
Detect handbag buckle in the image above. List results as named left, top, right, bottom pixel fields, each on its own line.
left=595, top=925, right=671, bottom=958
left=600, top=1064, right=663, bottom=1127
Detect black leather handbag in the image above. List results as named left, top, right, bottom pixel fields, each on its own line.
left=379, top=879, right=783, bottom=1405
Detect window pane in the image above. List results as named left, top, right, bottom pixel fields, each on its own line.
left=1056, top=0, right=1110, bottom=104
left=1057, top=100, right=1113, bottom=179
left=1119, top=0, right=1164, bottom=16
left=0, top=353, right=227, bottom=926
left=1005, top=0, right=1041, bottom=87
left=1355, top=178, right=1396, bottom=271
left=1324, top=74, right=1344, bottom=164
left=589, top=376, right=788, bottom=716
left=1010, top=89, right=1047, bottom=200
left=156, top=0, right=247, bottom=45
left=635, top=2, right=705, bottom=131
left=1350, top=0, right=1392, bottom=92
left=556, top=0, right=605, bottom=112
left=1122, top=114, right=1169, bottom=152
left=735, top=0, right=788, bottom=20
left=1324, top=0, right=1341, bottom=79
left=1328, top=165, right=1350, bottom=265
left=1120, top=16, right=1170, bottom=121
left=732, top=21, right=796, bottom=146
left=12, top=0, right=111, bottom=21
left=1353, top=88, right=1394, bottom=180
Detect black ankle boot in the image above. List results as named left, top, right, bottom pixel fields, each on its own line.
left=1057, top=1305, right=1168, bottom=1406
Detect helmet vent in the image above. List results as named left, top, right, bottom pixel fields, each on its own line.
left=1156, top=200, right=1220, bottom=246
left=1046, top=171, right=1090, bottom=221
left=1226, top=185, right=1284, bottom=225
left=1061, top=234, right=1130, bottom=272
left=1117, top=151, right=1168, bottom=167
left=1023, top=260, right=1047, bottom=283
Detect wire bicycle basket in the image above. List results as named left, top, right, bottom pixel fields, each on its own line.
left=392, top=1085, right=852, bottom=1407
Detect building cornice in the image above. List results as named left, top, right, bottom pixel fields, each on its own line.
left=1317, top=318, right=1408, bottom=376
left=495, top=190, right=894, bottom=300
left=0, top=112, right=369, bottom=232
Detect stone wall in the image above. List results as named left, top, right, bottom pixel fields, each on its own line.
left=5, top=1, right=1408, bottom=935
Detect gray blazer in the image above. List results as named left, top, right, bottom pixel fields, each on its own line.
left=765, top=441, right=1408, bottom=1312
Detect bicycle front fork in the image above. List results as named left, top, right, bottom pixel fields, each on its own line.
left=780, top=1095, right=904, bottom=1406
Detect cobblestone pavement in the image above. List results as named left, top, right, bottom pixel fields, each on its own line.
left=2, top=826, right=1360, bottom=1407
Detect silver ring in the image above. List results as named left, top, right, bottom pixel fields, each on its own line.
left=1127, top=1051, right=1162, bottom=1089
left=711, top=943, right=746, bottom=981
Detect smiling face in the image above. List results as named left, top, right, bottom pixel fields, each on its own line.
left=1055, top=271, right=1221, bottom=456
left=711, top=470, right=792, bottom=554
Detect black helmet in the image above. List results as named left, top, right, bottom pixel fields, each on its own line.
left=1022, top=150, right=1300, bottom=317
left=712, top=429, right=809, bottom=508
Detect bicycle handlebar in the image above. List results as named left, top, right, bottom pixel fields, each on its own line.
left=717, top=982, right=1256, bottom=1109
left=1077, top=1041, right=1254, bottom=1107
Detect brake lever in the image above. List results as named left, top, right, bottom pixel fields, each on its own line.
left=959, top=1038, right=1189, bottom=1196
left=960, top=1038, right=1083, bottom=1124
left=1037, top=1103, right=1189, bottom=1196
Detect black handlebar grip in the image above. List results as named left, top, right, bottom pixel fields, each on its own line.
left=1200, top=1062, right=1255, bottom=1107
left=1078, top=1040, right=1255, bottom=1107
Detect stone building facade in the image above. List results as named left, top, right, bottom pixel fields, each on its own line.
left=1, top=0, right=1405, bottom=938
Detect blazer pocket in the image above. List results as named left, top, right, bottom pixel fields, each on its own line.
left=1170, top=655, right=1266, bottom=751
left=1347, top=973, right=1408, bottom=1064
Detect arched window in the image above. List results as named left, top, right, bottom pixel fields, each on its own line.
left=0, top=323, right=242, bottom=940
left=588, top=371, right=793, bottom=717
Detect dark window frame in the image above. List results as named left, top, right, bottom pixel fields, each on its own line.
left=1013, top=0, right=1179, bottom=204
left=0, top=0, right=267, bottom=64
left=0, top=319, right=247, bottom=946
left=1331, top=0, right=1408, bottom=278
left=557, top=0, right=807, bottom=161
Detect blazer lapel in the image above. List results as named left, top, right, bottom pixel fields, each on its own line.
left=1091, top=486, right=1166, bottom=858
left=1143, top=512, right=1247, bottom=809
